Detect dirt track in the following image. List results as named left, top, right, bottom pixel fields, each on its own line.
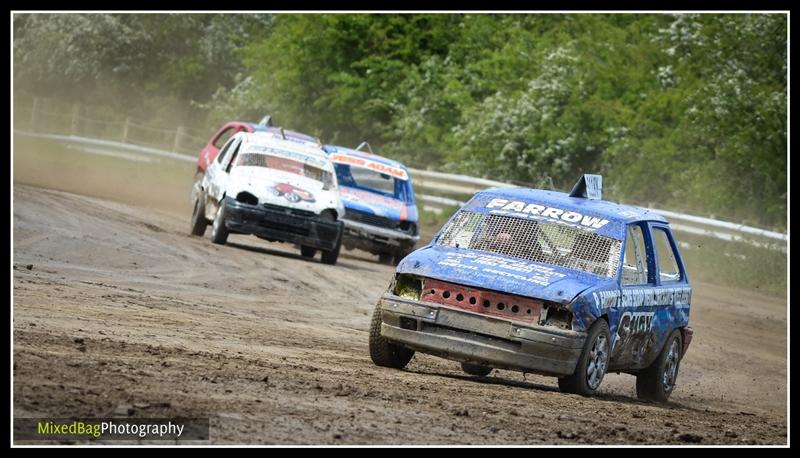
left=12, top=179, right=788, bottom=444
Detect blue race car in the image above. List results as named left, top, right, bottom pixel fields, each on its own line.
left=323, top=143, right=419, bottom=264
left=369, top=175, right=693, bottom=401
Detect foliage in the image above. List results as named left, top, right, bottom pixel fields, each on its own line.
left=13, top=13, right=273, bottom=126
left=13, top=13, right=787, bottom=229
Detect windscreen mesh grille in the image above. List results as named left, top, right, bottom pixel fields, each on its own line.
left=437, top=211, right=622, bottom=277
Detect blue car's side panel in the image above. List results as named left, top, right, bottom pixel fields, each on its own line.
left=577, top=220, right=691, bottom=371
left=580, top=284, right=691, bottom=371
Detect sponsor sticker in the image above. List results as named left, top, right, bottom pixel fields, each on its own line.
left=592, top=286, right=692, bottom=309
left=485, top=198, right=610, bottom=230
left=436, top=251, right=566, bottom=287
left=330, top=154, right=408, bottom=180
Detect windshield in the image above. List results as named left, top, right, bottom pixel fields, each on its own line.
left=437, top=211, right=622, bottom=277
left=236, top=152, right=334, bottom=188
left=334, top=163, right=413, bottom=203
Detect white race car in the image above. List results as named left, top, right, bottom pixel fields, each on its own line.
left=190, top=131, right=346, bottom=264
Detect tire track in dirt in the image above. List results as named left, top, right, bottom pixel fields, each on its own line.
left=13, top=184, right=787, bottom=444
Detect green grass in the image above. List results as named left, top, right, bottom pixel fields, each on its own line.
left=418, top=204, right=459, bottom=230
left=676, top=232, right=786, bottom=297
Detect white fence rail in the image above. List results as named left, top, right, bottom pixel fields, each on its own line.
left=14, top=96, right=210, bottom=156
left=410, top=176, right=788, bottom=243
left=13, top=95, right=787, bottom=250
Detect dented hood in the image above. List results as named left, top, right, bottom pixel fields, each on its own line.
left=396, top=244, right=615, bottom=304
left=230, top=166, right=325, bottom=196
left=227, top=166, right=342, bottom=214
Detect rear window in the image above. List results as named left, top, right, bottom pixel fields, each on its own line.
left=653, top=227, right=681, bottom=282
left=437, top=211, right=622, bottom=277
left=213, top=127, right=236, bottom=148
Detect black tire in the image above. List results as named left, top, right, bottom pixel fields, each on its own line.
left=636, top=329, right=683, bottom=402
left=378, top=252, right=393, bottom=265
left=300, top=246, right=317, bottom=258
left=190, top=194, right=208, bottom=236
left=392, top=250, right=411, bottom=266
left=320, top=243, right=340, bottom=265
left=318, top=210, right=341, bottom=265
left=558, top=319, right=611, bottom=396
left=210, top=199, right=229, bottom=245
left=461, top=362, right=492, bottom=377
left=368, top=303, right=414, bottom=369
left=191, top=169, right=204, bottom=199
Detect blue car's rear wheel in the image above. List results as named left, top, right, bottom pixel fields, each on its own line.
left=636, top=329, right=683, bottom=402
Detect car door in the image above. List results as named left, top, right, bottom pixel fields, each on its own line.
left=612, top=222, right=657, bottom=369
left=205, top=135, right=242, bottom=204
left=200, top=124, right=238, bottom=170
left=647, top=222, right=691, bottom=356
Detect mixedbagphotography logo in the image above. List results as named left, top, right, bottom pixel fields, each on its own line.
left=14, top=418, right=209, bottom=442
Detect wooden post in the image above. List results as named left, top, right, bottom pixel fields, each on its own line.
left=30, top=97, right=40, bottom=130
left=173, top=126, right=184, bottom=152
left=71, top=104, right=80, bottom=136
left=122, top=117, right=131, bottom=143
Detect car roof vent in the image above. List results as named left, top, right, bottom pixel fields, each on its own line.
left=355, top=141, right=374, bottom=154
left=569, top=174, right=602, bottom=200
left=258, top=115, right=273, bottom=127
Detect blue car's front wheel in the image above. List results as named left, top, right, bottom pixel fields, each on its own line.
left=369, top=303, right=414, bottom=369
left=558, top=318, right=610, bottom=396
